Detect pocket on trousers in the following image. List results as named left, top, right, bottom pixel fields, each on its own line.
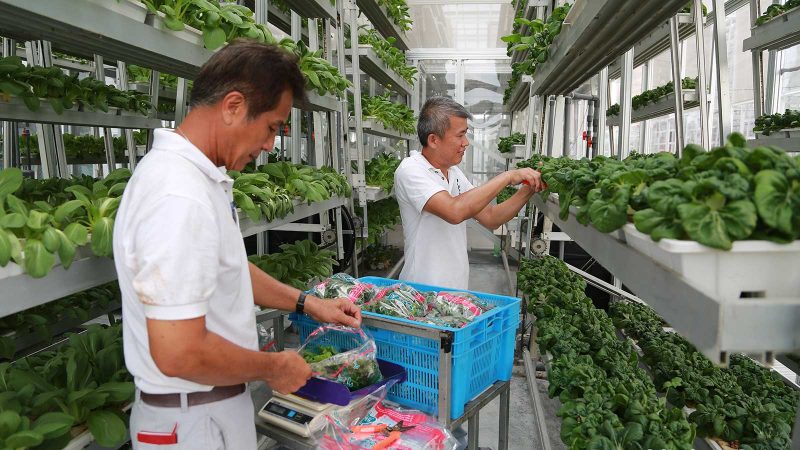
left=205, top=416, right=226, bottom=450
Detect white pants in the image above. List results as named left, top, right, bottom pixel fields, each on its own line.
left=130, top=387, right=258, bottom=450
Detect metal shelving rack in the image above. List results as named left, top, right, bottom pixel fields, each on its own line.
left=747, top=128, right=800, bottom=153
left=530, top=0, right=691, bottom=96
left=348, top=118, right=415, bottom=141
left=344, top=46, right=414, bottom=96
left=607, top=12, right=697, bottom=79
left=745, top=2, right=800, bottom=156
left=355, top=0, right=411, bottom=50
left=239, top=196, right=348, bottom=238
left=0, top=0, right=212, bottom=79
left=339, top=0, right=417, bottom=277
left=0, top=96, right=163, bottom=129
left=281, top=0, right=337, bottom=21
left=606, top=90, right=700, bottom=126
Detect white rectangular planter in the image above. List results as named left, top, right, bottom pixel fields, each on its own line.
left=623, top=224, right=800, bottom=301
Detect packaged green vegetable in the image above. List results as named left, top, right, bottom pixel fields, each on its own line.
left=363, top=284, right=428, bottom=319
left=312, top=273, right=376, bottom=305
left=298, top=326, right=383, bottom=391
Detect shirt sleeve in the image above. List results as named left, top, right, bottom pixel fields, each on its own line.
left=130, top=195, right=220, bottom=320
left=395, top=164, right=447, bottom=213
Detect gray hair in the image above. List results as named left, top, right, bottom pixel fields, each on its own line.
left=417, top=97, right=472, bottom=147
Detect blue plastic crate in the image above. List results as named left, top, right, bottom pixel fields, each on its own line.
left=291, top=276, right=520, bottom=419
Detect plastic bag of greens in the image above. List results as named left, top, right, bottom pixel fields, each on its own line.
left=312, top=273, right=376, bottom=305
left=363, top=283, right=428, bottom=319
left=427, top=291, right=493, bottom=325
left=313, top=385, right=457, bottom=450
left=298, top=325, right=382, bottom=391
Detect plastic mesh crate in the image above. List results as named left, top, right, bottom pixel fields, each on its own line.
left=291, top=276, right=520, bottom=419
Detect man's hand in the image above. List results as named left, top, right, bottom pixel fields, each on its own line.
left=264, top=351, right=312, bottom=394
left=508, top=168, right=546, bottom=192
left=305, top=296, right=362, bottom=328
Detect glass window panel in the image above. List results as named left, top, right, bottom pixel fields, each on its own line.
left=649, top=49, right=673, bottom=88
left=778, top=46, right=800, bottom=110
left=647, top=115, right=677, bottom=153
left=423, top=60, right=458, bottom=100
left=463, top=60, right=511, bottom=185
left=407, top=3, right=515, bottom=49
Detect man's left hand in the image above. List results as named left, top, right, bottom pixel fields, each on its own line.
left=305, top=296, right=362, bottom=328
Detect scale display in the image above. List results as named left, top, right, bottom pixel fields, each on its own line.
left=263, top=401, right=313, bottom=425
left=257, top=395, right=335, bottom=437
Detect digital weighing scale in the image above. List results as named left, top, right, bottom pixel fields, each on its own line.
left=258, top=359, right=407, bottom=436
left=258, top=392, right=336, bottom=437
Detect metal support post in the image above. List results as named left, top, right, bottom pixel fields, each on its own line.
left=764, top=50, right=781, bottom=115
left=586, top=100, right=594, bottom=159
left=694, top=0, right=710, bottom=148
left=563, top=96, right=573, bottom=158
left=525, top=83, right=537, bottom=158
left=618, top=49, right=634, bottom=160
left=640, top=62, right=649, bottom=152
left=290, top=11, right=302, bottom=164
left=467, top=412, right=479, bottom=449
left=669, top=16, right=685, bottom=155
left=254, top=0, right=268, bottom=24
left=596, top=67, right=609, bottom=157
left=348, top=1, right=367, bottom=232
left=93, top=55, right=116, bottom=169
left=335, top=207, right=345, bottom=260
left=498, top=383, right=510, bottom=450
left=257, top=231, right=268, bottom=256
left=546, top=96, right=556, bottom=157
left=711, top=0, right=732, bottom=142
left=26, top=41, right=67, bottom=178
left=749, top=0, right=763, bottom=119
left=115, top=61, right=138, bottom=170
left=308, top=18, right=325, bottom=169
left=2, top=38, right=15, bottom=169
left=175, top=77, right=189, bottom=125
left=334, top=0, right=355, bottom=274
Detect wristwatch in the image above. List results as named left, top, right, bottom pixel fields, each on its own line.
left=295, top=292, right=307, bottom=315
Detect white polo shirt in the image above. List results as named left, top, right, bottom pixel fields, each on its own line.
left=113, top=129, right=258, bottom=394
left=394, top=151, right=474, bottom=290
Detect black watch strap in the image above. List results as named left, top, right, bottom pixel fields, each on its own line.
left=295, top=292, right=307, bottom=315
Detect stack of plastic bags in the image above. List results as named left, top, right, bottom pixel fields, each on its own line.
left=310, top=274, right=493, bottom=328
left=312, top=385, right=457, bottom=450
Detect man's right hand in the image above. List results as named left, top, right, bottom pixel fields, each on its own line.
left=264, top=351, right=312, bottom=394
left=508, top=168, right=545, bottom=192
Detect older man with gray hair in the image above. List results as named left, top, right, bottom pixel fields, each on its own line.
left=394, top=96, right=545, bottom=290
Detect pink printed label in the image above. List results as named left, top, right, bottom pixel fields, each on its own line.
left=439, top=293, right=483, bottom=316
left=374, top=402, right=427, bottom=425
left=348, top=283, right=372, bottom=303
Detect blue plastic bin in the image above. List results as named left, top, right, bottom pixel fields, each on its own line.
left=291, top=276, right=520, bottom=419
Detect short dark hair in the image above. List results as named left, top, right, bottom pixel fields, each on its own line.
left=190, top=39, right=306, bottom=119
left=417, top=97, right=472, bottom=147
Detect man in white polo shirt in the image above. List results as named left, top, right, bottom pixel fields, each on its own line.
left=114, top=40, right=361, bottom=449
left=394, top=97, right=546, bottom=290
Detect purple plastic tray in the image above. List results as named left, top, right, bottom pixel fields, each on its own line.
left=294, top=359, right=407, bottom=406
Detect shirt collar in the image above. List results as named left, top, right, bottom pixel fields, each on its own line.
left=152, top=129, right=231, bottom=185
left=411, top=150, right=454, bottom=180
